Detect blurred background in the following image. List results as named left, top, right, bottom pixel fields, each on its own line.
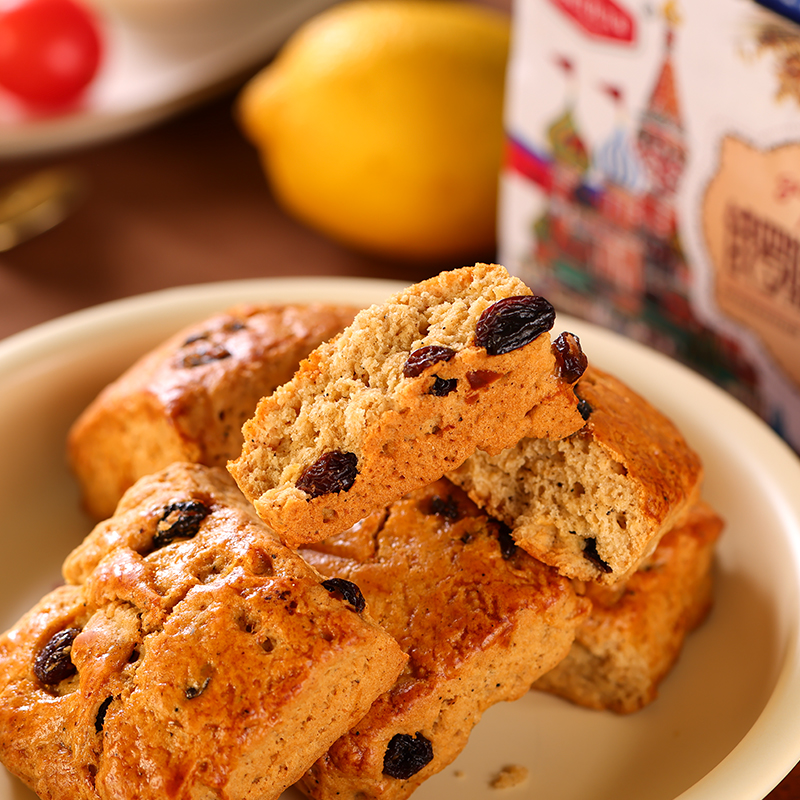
left=0, top=0, right=511, bottom=341
left=0, top=0, right=799, bottom=796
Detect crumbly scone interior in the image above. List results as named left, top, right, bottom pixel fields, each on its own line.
left=452, top=432, right=640, bottom=572
left=297, top=479, right=589, bottom=800
left=239, top=264, right=533, bottom=488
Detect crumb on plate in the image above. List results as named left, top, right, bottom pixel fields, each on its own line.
left=491, top=764, right=529, bottom=789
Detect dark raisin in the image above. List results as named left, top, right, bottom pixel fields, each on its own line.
left=153, top=500, right=211, bottom=548
left=383, top=732, right=434, bottom=780
left=552, top=332, right=588, bottom=383
left=430, top=495, right=460, bottom=520
left=95, top=696, right=113, bottom=733
left=322, top=578, right=366, bottom=613
left=475, top=295, right=555, bottom=356
left=583, top=538, right=612, bottom=573
left=428, top=376, right=458, bottom=396
left=183, top=331, right=209, bottom=345
left=498, top=524, right=517, bottom=560
left=185, top=677, right=211, bottom=699
left=178, top=343, right=232, bottom=368
left=296, top=451, right=358, bottom=497
left=466, top=370, right=501, bottom=389
left=33, top=628, right=80, bottom=685
left=403, top=345, right=456, bottom=378
left=575, top=393, right=593, bottom=421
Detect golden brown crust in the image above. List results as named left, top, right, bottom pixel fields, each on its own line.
left=448, top=365, right=703, bottom=584
left=298, top=479, right=589, bottom=800
left=228, top=264, right=586, bottom=548
left=534, top=501, right=723, bottom=713
left=68, top=303, right=357, bottom=520
left=0, top=463, right=406, bottom=800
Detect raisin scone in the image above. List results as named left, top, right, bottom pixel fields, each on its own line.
left=534, top=501, right=723, bottom=713
left=68, top=302, right=357, bottom=520
left=297, top=479, right=590, bottom=800
left=448, top=366, right=703, bottom=584
left=0, top=463, right=406, bottom=800
left=228, top=264, right=588, bottom=547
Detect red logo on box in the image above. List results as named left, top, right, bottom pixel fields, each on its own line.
left=550, top=0, right=636, bottom=44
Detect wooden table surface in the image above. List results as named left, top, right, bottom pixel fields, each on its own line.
left=0, top=87, right=457, bottom=343
left=0, top=3, right=798, bottom=798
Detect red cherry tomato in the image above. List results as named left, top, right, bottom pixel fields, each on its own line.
left=0, top=0, right=102, bottom=109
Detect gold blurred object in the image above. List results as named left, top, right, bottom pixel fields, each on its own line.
left=0, top=168, right=85, bottom=252
left=236, top=0, right=510, bottom=262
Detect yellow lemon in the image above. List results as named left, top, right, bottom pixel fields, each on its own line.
left=237, top=0, right=510, bottom=261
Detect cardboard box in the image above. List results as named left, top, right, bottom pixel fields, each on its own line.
left=501, top=0, right=800, bottom=452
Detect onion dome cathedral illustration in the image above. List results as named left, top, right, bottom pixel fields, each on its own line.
left=505, top=2, right=759, bottom=413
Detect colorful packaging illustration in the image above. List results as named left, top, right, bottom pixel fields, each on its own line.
left=500, top=0, right=800, bottom=451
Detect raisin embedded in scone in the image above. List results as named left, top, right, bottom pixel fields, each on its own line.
left=297, top=479, right=590, bottom=800
left=535, top=501, right=723, bottom=713
left=67, top=302, right=357, bottom=520
left=0, top=463, right=406, bottom=800
left=228, top=263, right=587, bottom=547
left=448, top=366, right=703, bottom=584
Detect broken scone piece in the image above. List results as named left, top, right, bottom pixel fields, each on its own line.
left=448, top=366, right=703, bottom=584
left=0, top=463, right=405, bottom=800
left=68, top=302, right=357, bottom=520
left=298, top=479, right=590, bottom=800
left=229, top=263, right=588, bottom=547
left=535, top=501, right=723, bottom=713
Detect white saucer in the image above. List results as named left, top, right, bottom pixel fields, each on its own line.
left=0, top=0, right=336, bottom=158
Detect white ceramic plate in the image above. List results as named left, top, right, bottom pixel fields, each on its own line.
left=0, top=0, right=337, bottom=158
left=1, top=277, right=800, bottom=800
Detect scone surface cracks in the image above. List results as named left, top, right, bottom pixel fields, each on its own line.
left=0, top=463, right=405, bottom=800
left=299, top=479, right=589, bottom=800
